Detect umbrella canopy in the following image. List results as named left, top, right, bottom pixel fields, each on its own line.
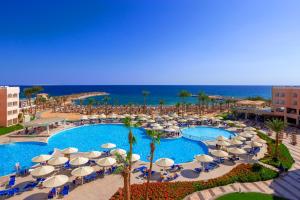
left=62, top=147, right=78, bottom=155
left=32, top=155, right=52, bottom=163
left=147, top=119, right=156, bottom=123
left=71, top=166, right=94, bottom=177
left=70, top=157, right=89, bottom=166
left=155, top=158, right=174, bottom=168
left=165, top=128, right=176, bottom=132
left=101, top=143, right=116, bottom=149
left=31, top=165, right=55, bottom=177
left=234, top=135, right=246, bottom=141
left=251, top=141, right=263, bottom=147
left=86, top=151, right=102, bottom=159
left=228, top=147, right=246, bottom=155
left=153, top=126, right=163, bottom=130
left=48, top=157, right=69, bottom=166
left=43, top=175, right=69, bottom=188
left=253, top=138, right=267, bottom=144
left=258, top=130, right=267, bottom=135
left=110, top=148, right=127, bottom=156
left=97, top=157, right=116, bottom=167
left=216, top=140, right=231, bottom=146
left=244, top=127, right=256, bottom=131
left=81, top=115, right=88, bottom=120
left=239, top=132, right=254, bottom=138
left=244, top=131, right=257, bottom=135
left=230, top=139, right=243, bottom=145
left=123, top=154, right=141, bottom=162
left=216, top=136, right=228, bottom=141
left=226, top=127, right=238, bottom=132
left=194, top=154, right=214, bottom=163
left=89, top=115, right=98, bottom=120
left=178, top=119, right=187, bottom=123
left=210, top=150, right=228, bottom=158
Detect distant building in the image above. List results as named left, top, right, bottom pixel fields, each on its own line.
left=0, top=86, right=20, bottom=127
left=272, top=86, right=300, bottom=126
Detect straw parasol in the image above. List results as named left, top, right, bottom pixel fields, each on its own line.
left=228, top=147, right=246, bottom=155
left=31, top=165, right=55, bottom=177
left=110, top=148, right=127, bottom=156
left=210, top=150, right=228, bottom=158
left=43, top=175, right=69, bottom=188
left=155, top=158, right=174, bottom=168
left=226, top=127, right=238, bottom=132
left=81, top=115, right=88, bottom=120
left=32, top=155, right=52, bottom=163
left=216, top=140, right=231, bottom=146
left=253, top=138, right=267, bottom=144
left=86, top=151, right=102, bottom=159
left=96, top=157, right=116, bottom=167
left=61, top=147, right=78, bottom=155
left=123, top=154, right=141, bottom=162
left=48, top=157, right=69, bottom=166
left=230, top=139, right=243, bottom=145
left=70, top=157, right=89, bottom=166
left=194, top=154, right=214, bottom=163
left=216, top=136, right=228, bottom=141
left=244, top=131, right=257, bottom=135
left=101, top=143, right=116, bottom=149
left=244, top=127, right=256, bottom=131
left=251, top=141, right=263, bottom=147
left=239, top=132, right=253, bottom=138
left=164, top=128, right=176, bottom=132
left=71, top=166, right=94, bottom=177
left=234, top=135, right=246, bottom=141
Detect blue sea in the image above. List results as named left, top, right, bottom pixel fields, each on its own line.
left=19, top=85, right=272, bottom=105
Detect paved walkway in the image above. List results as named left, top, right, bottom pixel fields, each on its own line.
left=185, top=134, right=300, bottom=200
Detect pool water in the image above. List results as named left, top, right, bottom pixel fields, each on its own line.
left=181, top=126, right=234, bottom=141
left=0, top=125, right=233, bottom=177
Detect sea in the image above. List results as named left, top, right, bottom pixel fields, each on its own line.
left=19, top=85, right=272, bottom=106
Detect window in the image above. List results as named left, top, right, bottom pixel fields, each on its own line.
left=7, top=111, right=12, bottom=115
left=7, top=94, right=12, bottom=98
left=293, top=93, right=298, bottom=98
left=13, top=93, right=18, bottom=98
left=293, top=101, right=298, bottom=106
left=275, top=93, right=280, bottom=97
left=13, top=110, right=18, bottom=114
left=280, top=93, right=285, bottom=97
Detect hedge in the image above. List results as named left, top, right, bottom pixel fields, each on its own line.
left=0, top=124, right=23, bottom=136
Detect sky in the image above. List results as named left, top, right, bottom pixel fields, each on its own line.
left=0, top=0, right=299, bottom=85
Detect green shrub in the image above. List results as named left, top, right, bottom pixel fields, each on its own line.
left=0, top=124, right=23, bottom=136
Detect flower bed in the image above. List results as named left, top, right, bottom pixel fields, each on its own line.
left=111, top=164, right=278, bottom=200
left=257, top=132, right=294, bottom=170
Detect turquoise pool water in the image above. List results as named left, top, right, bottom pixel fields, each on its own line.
left=0, top=125, right=233, bottom=176
left=181, top=126, right=234, bottom=141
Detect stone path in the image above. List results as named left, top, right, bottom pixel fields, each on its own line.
left=185, top=134, right=300, bottom=200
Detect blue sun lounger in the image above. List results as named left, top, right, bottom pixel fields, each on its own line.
left=133, top=166, right=147, bottom=173
left=60, top=185, right=69, bottom=197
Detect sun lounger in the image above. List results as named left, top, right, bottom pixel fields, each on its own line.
left=60, top=185, right=69, bottom=197
left=133, top=166, right=147, bottom=173
left=22, top=182, right=38, bottom=191
left=63, top=162, right=71, bottom=170
left=194, top=168, right=202, bottom=173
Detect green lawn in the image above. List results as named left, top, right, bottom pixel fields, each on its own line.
left=0, top=124, right=23, bottom=136
left=216, top=192, right=286, bottom=200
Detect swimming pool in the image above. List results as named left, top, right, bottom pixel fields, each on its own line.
left=181, top=126, right=234, bottom=141
left=0, top=125, right=233, bottom=177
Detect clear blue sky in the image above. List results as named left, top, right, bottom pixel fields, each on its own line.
left=0, top=0, right=299, bottom=85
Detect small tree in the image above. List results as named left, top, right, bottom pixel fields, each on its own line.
left=142, top=90, right=150, bottom=113
left=178, top=90, right=191, bottom=115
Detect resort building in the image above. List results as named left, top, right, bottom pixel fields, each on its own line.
left=0, top=86, right=20, bottom=127
left=272, top=86, right=300, bottom=126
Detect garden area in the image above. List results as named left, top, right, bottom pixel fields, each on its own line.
left=257, top=131, right=294, bottom=170
left=216, top=192, right=286, bottom=200
left=0, top=124, right=23, bottom=136
left=111, top=164, right=279, bottom=200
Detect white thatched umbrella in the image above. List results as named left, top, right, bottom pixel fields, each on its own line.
left=253, top=138, right=267, bottom=144
left=216, top=136, right=228, bottom=141
left=226, top=127, right=238, bottom=132
left=61, top=147, right=78, bottom=155
left=123, top=154, right=141, bottom=162
left=251, top=141, right=263, bottom=147
left=43, top=175, right=69, bottom=188
left=96, top=157, right=116, bottom=167
left=244, top=127, right=256, bottom=131
left=210, top=150, right=228, bottom=158
left=70, top=157, right=89, bottom=166
left=86, top=151, right=102, bottom=159
left=216, top=140, right=231, bottom=146
left=234, top=135, right=246, bottom=141
left=71, top=166, right=94, bottom=177
left=230, top=139, right=243, bottom=145
left=32, top=155, right=52, bottom=163
left=110, top=148, right=127, bottom=156
left=48, top=157, right=69, bottom=166
left=81, top=115, right=88, bottom=120
left=155, top=158, right=174, bottom=168
left=101, top=143, right=116, bottom=149
left=31, top=165, right=55, bottom=177
left=99, top=114, right=106, bottom=118
left=228, top=147, right=246, bottom=155
left=239, top=132, right=253, bottom=138
left=194, top=154, right=213, bottom=163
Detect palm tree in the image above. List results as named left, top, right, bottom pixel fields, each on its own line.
left=142, top=90, right=150, bottom=113
left=87, top=98, right=95, bottom=114
left=103, top=96, right=111, bottom=115
left=79, top=99, right=83, bottom=107
left=175, top=102, right=181, bottom=114
left=197, top=92, right=208, bottom=115
left=145, top=130, right=162, bottom=200
left=159, top=99, right=165, bottom=114
left=178, top=90, right=191, bottom=115
left=266, top=119, right=285, bottom=160
left=122, top=117, right=140, bottom=199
